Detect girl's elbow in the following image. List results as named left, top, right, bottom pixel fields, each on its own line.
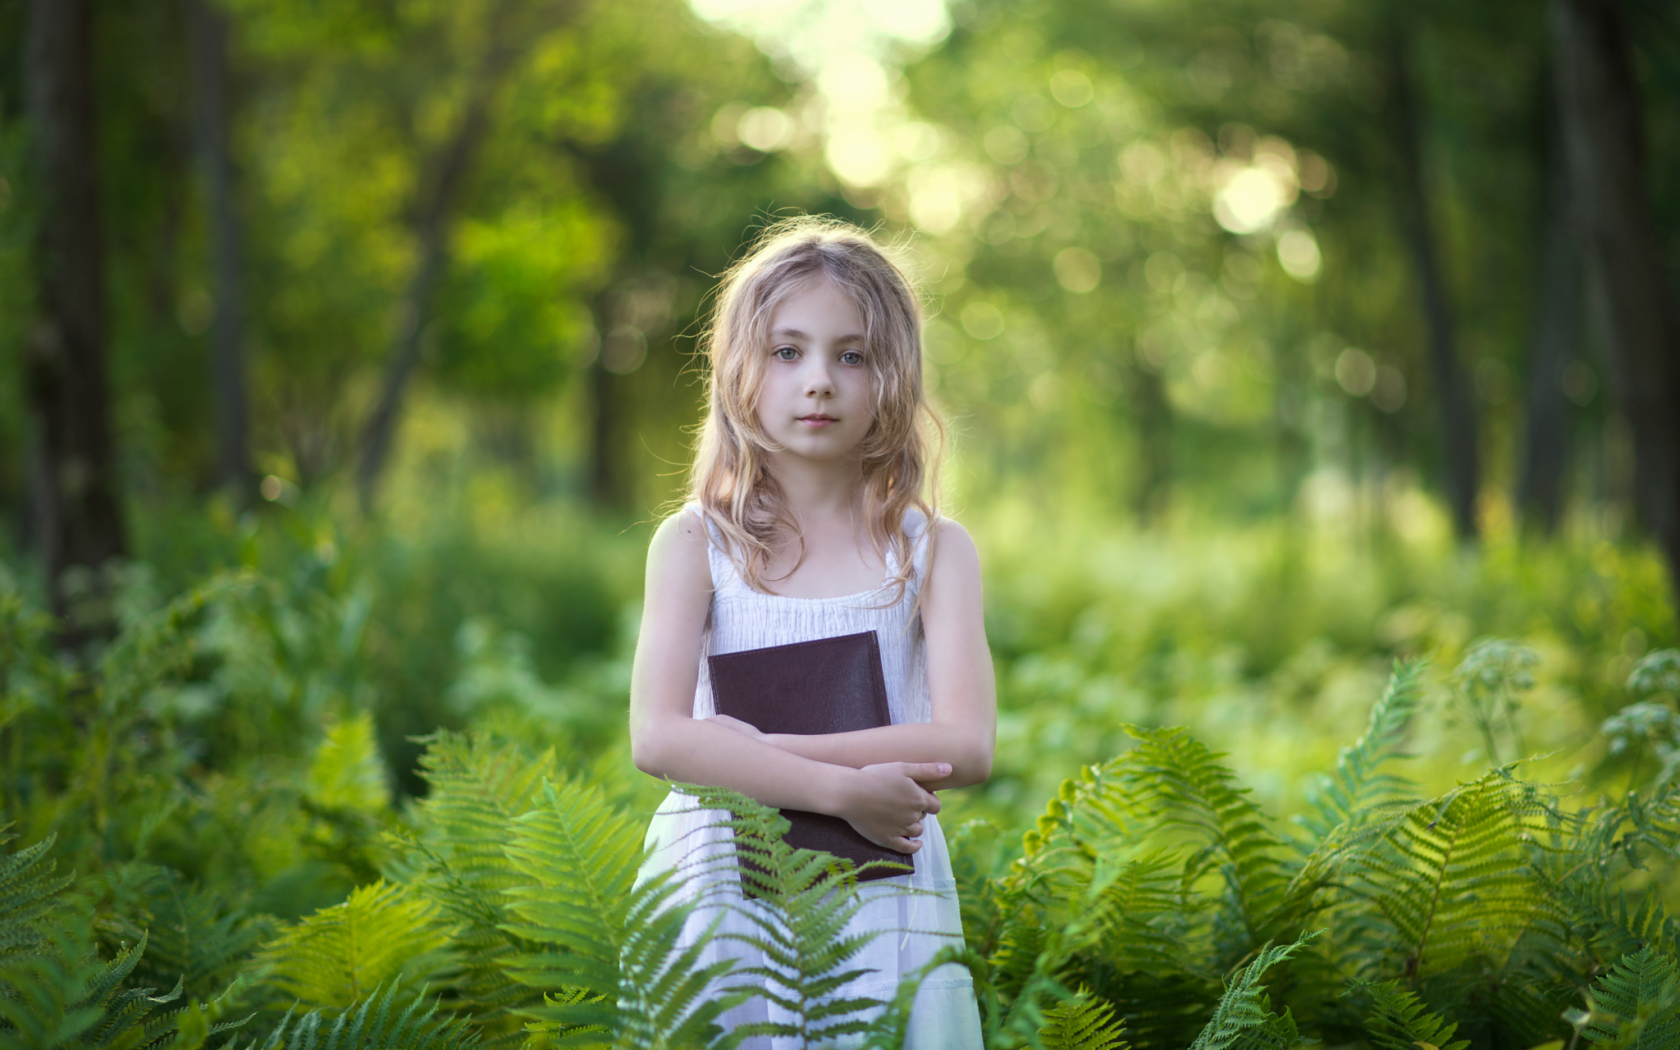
left=630, top=723, right=667, bottom=778
left=963, top=734, right=994, bottom=786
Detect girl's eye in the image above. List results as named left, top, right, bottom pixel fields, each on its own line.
left=774, top=346, right=798, bottom=360
left=840, top=350, right=864, bottom=365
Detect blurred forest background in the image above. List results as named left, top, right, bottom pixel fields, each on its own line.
left=4, top=0, right=1680, bottom=1042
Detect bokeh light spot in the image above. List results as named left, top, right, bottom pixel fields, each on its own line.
left=961, top=301, right=1005, bottom=340
left=1053, top=248, right=1102, bottom=293
left=1335, top=348, right=1376, bottom=396
left=1276, top=229, right=1321, bottom=282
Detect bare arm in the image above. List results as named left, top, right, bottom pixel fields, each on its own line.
left=715, top=519, right=996, bottom=791
left=628, top=511, right=947, bottom=853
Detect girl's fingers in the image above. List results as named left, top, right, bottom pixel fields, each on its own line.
left=904, top=762, right=952, bottom=783
left=906, top=821, right=923, bottom=837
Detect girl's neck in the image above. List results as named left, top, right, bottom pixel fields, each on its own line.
left=763, top=450, right=865, bottom=524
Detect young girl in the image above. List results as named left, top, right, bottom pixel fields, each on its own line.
left=629, top=218, right=994, bottom=1046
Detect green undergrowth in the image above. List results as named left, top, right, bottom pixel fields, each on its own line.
left=3, top=537, right=1680, bottom=1046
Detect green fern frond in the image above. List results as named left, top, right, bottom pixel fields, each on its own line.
left=1038, top=991, right=1130, bottom=1050
left=1582, top=946, right=1680, bottom=1048
left=1351, top=772, right=1556, bottom=981
left=306, top=712, right=390, bottom=816
left=673, top=784, right=908, bottom=1046
left=238, top=984, right=475, bottom=1050
left=113, top=869, right=267, bottom=1002
left=1351, top=977, right=1470, bottom=1050
left=0, top=912, right=241, bottom=1050
left=1187, top=932, right=1318, bottom=1050
left=397, top=732, right=568, bottom=1036
left=256, top=881, right=455, bottom=1010
left=499, top=778, right=741, bottom=1048
left=1116, top=727, right=1289, bottom=955
left=1300, top=660, right=1427, bottom=841
left=0, top=833, right=71, bottom=958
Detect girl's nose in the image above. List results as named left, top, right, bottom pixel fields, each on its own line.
left=802, top=357, right=835, bottom=397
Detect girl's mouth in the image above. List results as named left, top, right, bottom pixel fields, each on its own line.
left=798, top=415, right=837, bottom=426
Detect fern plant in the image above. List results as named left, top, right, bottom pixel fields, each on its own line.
left=391, top=731, right=568, bottom=1042
left=498, top=777, right=742, bottom=1048
left=1349, top=978, right=1469, bottom=1050
left=0, top=835, right=247, bottom=1050
left=676, top=783, right=926, bottom=1047
left=254, top=881, right=456, bottom=1010
left=236, top=983, right=475, bottom=1050
left=1184, top=933, right=1316, bottom=1050
left=1580, top=946, right=1680, bottom=1048
left=1037, top=992, right=1130, bottom=1050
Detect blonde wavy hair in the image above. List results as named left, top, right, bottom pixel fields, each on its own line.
left=687, top=217, right=943, bottom=604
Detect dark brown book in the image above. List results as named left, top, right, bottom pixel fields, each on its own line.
left=708, top=630, right=914, bottom=886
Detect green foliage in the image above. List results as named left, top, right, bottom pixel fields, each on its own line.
left=1185, top=934, right=1315, bottom=1050
left=1352, top=978, right=1469, bottom=1050
left=1038, top=993, right=1130, bottom=1050
left=1299, top=658, right=1427, bottom=839
left=237, top=984, right=475, bottom=1050
left=3, top=514, right=1679, bottom=1047
left=1450, top=640, right=1540, bottom=766
left=1348, top=771, right=1555, bottom=984
left=0, top=836, right=248, bottom=1050
left=498, top=778, right=739, bottom=1048
left=255, top=881, right=455, bottom=1010
left=1581, top=947, right=1680, bottom=1049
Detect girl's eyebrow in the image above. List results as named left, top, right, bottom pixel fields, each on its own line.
left=771, top=327, right=865, bottom=343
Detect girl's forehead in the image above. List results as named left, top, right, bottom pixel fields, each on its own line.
left=766, top=274, right=865, bottom=325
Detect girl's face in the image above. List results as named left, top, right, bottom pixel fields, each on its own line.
left=754, top=276, right=875, bottom=463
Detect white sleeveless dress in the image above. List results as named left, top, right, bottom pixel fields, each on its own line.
left=639, top=505, right=984, bottom=1048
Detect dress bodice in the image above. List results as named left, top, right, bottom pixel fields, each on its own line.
left=689, top=504, right=933, bottom=727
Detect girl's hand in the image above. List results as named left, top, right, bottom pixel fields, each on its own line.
left=836, top=762, right=948, bottom=854
left=705, top=714, right=768, bottom=741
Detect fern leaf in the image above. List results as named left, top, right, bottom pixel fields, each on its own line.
left=665, top=784, right=906, bottom=1046
left=256, top=881, right=455, bottom=1010
left=397, top=732, right=567, bottom=1036
left=1187, top=932, right=1318, bottom=1050
left=237, top=984, right=475, bottom=1050
left=1116, top=727, right=1290, bottom=956
left=112, top=869, right=267, bottom=1002
left=1583, top=946, right=1680, bottom=1048
left=1039, top=991, right=1131, bottom=1050
left=0, top=833, right=72, bottom=958
left=1301, top=659, right=1427, bottom=840
left=1352, top=977, right=1470, bottom=1050
left=307, top=712, right=390, bottom=816
left=499, top=777, right=741, bottom=1047
left=1351, top=772, right=1557, bottom=980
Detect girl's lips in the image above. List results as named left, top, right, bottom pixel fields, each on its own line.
left=798, top=416, right=837, bottom=426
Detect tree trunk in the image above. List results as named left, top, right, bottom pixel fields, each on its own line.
left=1550, top=0, right=1680, bottom=599
left=24, top=0, right=126, bottom=619
left=187, top=0, right=250, bottom=498
left=1517, top=83, right=1581, bottom=533
left=356, top=0, right=529, bottom=509
left=1128, top=353, right=1172, bottom=525
left=1387, top=28, right=1480, bottom=540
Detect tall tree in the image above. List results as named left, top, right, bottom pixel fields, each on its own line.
left=1516, top=80, right=1580, bottom=534
left=355, top=0, right=542, bottom=509
left=23, top=0, right=125, bottom=616
left=1550, top=0, right=1680, bottom=598
left=1387, top=26, right=1480, bottom=540
left=187, top=0, right=249, bottom=498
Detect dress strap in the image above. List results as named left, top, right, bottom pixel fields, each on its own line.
left=684, top=502, right=741, bottom=595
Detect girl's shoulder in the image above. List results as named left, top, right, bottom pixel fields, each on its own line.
left=646, top=505, right=714, bottom=593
